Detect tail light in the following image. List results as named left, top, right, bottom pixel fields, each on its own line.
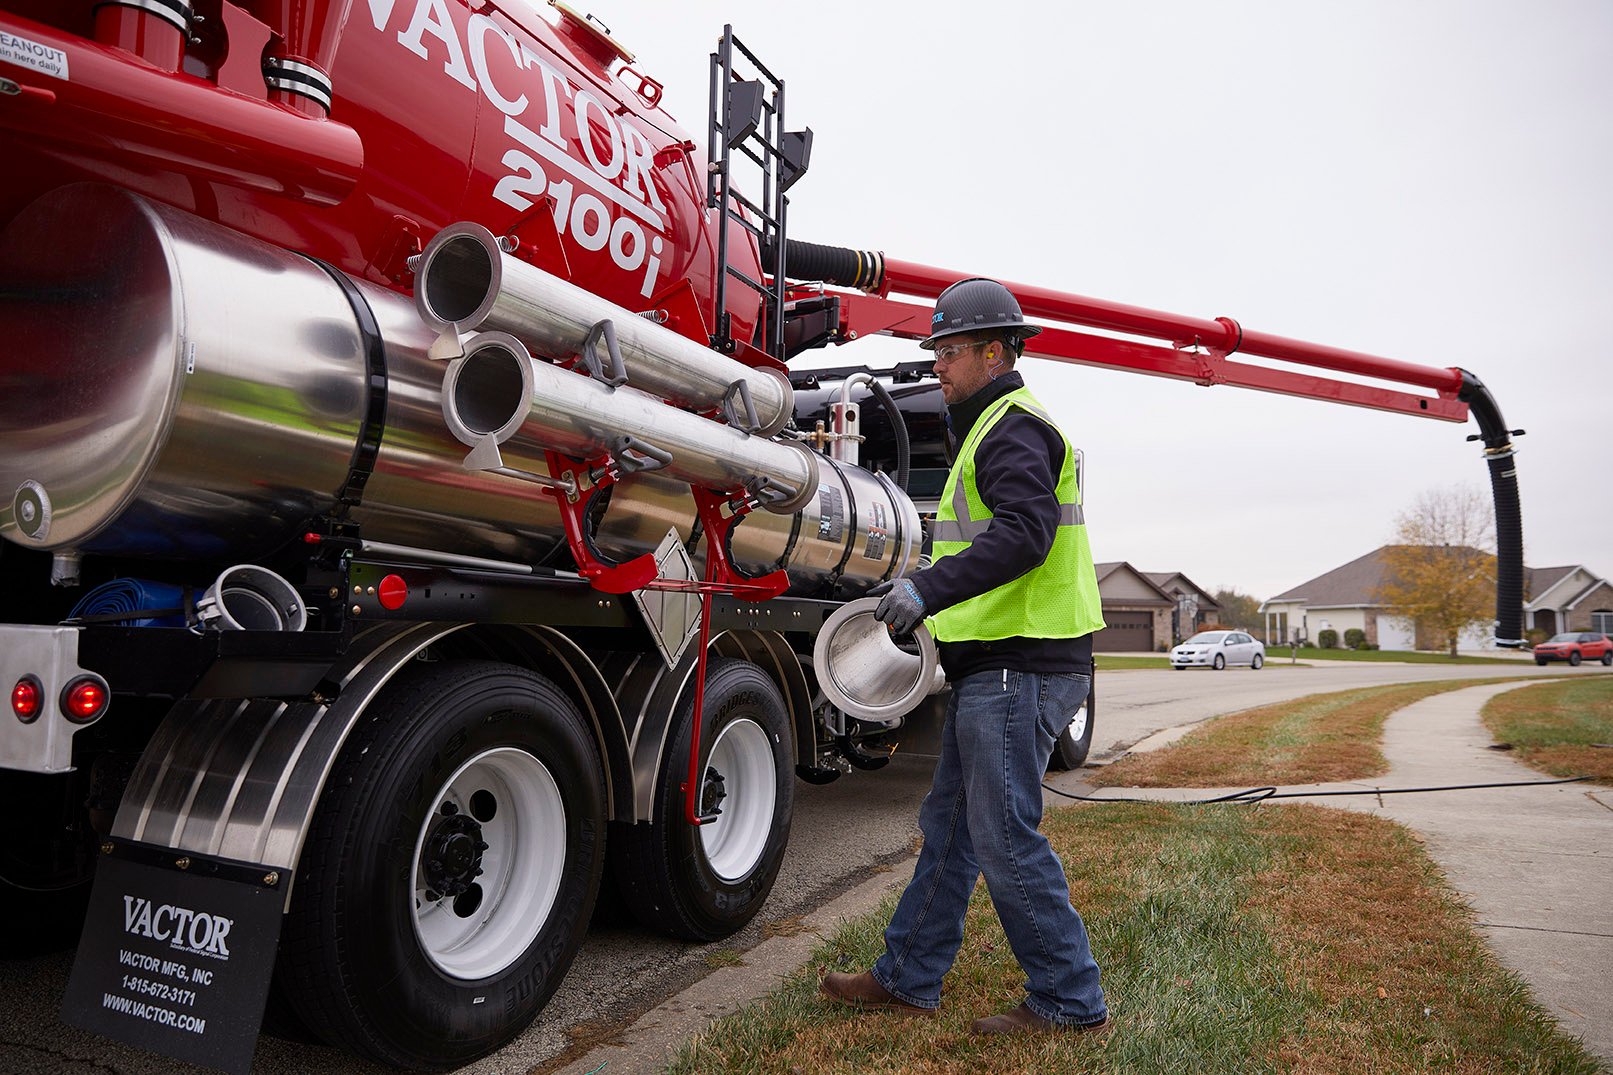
left=11, top=676, right=42, bottom=723
left=60, top=675, right=110, bottom=723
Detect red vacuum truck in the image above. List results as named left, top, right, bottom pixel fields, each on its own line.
left=0, top=2, right=1525, bottom=1071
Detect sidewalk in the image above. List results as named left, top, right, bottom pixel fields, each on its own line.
left=557, top=680, right=1610, bottom=1072
left=1081, top=680, right=1613, bottom=1063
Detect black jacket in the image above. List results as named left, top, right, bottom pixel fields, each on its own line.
left=908, top=372, right=1093, bottom=679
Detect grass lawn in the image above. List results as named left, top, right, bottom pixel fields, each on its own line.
left=1264, top=646, right=1525, bottom=665
left=1483, top=676, right=1613, bottom=785
left=669, top=803, right=1601, bottom=1075
left=1088, top=677, right=1559, bottom=788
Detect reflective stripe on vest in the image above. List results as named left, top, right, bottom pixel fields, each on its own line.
left=927, top=386, right=1105, bottom=643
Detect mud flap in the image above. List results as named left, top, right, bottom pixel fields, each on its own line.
left=61, top=840, right=288, bottom=1075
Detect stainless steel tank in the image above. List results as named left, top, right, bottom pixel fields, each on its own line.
left=0, top=185, right=920, bottom=593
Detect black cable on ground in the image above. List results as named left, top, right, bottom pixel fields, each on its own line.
left=1042, top=775, right=1591, bottom=806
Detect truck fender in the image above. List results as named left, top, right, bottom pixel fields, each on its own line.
left=110, top=621, right=623, bottom=903
left=604, top=629, right=811, bottom=822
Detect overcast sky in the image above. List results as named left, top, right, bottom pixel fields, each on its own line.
left=588, top=0, right=1610, bottom=601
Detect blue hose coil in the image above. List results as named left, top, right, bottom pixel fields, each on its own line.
left=68, top=579, right=188, bottom=628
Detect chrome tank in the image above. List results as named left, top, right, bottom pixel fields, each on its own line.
left=591, top=461, right=922, bottom=597
left=0, top=185, right=917, bottom=592
left=0, top=184, right=565, bottom=561
left=0, top=184, right=363, bottom=556
left=416, top=224, right=793, bottom=436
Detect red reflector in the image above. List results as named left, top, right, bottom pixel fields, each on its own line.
left=62, top=677, right=108, bottom=723
left=378, top=574, right=408, bottom=611
left=11, top=677, right=41, bottom=723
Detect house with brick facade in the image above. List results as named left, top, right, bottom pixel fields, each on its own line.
left=1093, top=562, right=1173, bottom=652
left=1145, top=572, right=1223, bottom=644
left=1525, top=565, right=1613, bottom=639
left=1260, top=548, right=1611, bottom=651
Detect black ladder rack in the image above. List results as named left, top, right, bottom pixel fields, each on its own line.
left=706, top=25, right=811, bottom=360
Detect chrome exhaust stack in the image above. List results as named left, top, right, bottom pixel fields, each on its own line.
left=440, top=333, right=818, bottom=513
left=415, top=223, right=794, bottom=436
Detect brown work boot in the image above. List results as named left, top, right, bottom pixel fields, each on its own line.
left=971, top=1001, right=1110, bottom=1037
left=818, top=970, right=936, bottom=1016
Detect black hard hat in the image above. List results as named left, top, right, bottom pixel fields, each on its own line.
left=919, top=277, right=1043, bottom=350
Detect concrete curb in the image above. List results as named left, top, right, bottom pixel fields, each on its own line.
left=553, top=864, right=913, bottom=1074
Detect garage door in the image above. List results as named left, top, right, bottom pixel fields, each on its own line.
left=1375, top=614, right=1415, bottom=652
left=1096, top=611, right=1154, bottom=652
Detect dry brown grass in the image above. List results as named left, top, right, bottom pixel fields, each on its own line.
left=1483, top=677, right=1613, bottom=784
left=1091, top=677, right=1541, bottom=788
left=670, top=803, right=1602, bottom=1075
left=1251, top=806, right=1576, bottom=1074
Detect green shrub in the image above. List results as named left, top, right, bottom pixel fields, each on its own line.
left=1318, top=629, right=1339, bottom=649
left=1344, top=628, right=1366, bottom=650
left=1359, top=642, right=1379, bottom=651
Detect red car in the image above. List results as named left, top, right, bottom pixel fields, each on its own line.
left=1533, top=632, right=1613, bottom=666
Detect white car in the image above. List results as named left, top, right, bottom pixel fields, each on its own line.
left=1171, top=630, right=1265, bottom=670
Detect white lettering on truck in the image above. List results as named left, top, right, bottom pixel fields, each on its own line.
left=364, top=0, right=671, bottom=296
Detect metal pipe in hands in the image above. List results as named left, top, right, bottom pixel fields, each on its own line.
left=415, top=223, right=794, bottom=435
left=441, top=333, right=818, bottom=513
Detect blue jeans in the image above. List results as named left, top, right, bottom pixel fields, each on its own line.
left=871, top=670, right=1106, bottom=1025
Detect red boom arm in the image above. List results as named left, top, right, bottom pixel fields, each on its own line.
left=815, top=257, right=1468, bottom=423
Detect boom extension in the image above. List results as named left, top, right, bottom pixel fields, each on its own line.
left=777, top=246, right=1524, bottom=645
left=811, top=258, right=1467, bottom=423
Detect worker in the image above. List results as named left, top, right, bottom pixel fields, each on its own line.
left=819, top=278, right=1109, bottom=1036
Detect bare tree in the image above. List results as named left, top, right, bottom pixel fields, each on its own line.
left=1377, top=486, right=1497, bottom=657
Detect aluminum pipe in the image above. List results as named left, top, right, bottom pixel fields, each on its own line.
left=441, top=333, right=818, bottom=514
left=415, top=223, right=793, bottom=436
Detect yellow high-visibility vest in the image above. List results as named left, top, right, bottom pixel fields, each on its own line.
left=927, top=387, right=1105, bottom=642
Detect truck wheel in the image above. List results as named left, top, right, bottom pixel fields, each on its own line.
left=0, top=878, right=91, bottom=958
left=0, top=772, right=95, bottom=958
left=1047, top=678, right=1096, bottom=772
left=611, top=658, right=792, bottom=942
left=275, top=660, right=604, bottom=1070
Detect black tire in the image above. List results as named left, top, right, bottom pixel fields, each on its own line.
left=1569, top=651, right=1582, bottom=667
left=275, top=660, right=605, bottom=1071
left=611, top=658, right=793, bottom=942
left=1602, top=651, right=1612, bottom=666
left=1535, top=657, right=1549, bottom=666
left=1213, top=653, right=1226, bottom=671
left=1251, top=653, right=1264, bottom=670
left=1046, top=681, right=1096, bottom=772
left=0, top=770, right=96, bottom=959
left=0, top=877, right=92, bottom=959
left=1172, top=664, right=1186, bottom=671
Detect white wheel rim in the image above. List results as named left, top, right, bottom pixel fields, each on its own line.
left=699, top=718, right=776, bottom=882
left=411, top=747, right=566, bottom=980
left=1065, top=704, right=1089, bottom=746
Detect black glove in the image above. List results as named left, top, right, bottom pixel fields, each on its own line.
left=869, top=578, right=927, bottom=636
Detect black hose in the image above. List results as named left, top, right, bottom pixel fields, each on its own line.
left=761, top=237, right=885, bottom=290
left=1486, top=452, right=1525, bottom=645
left=1457, top=370, right=1525, bottom=646
left=863, top=378, right=910, bottom=491
left=1044, top=774, right=1588, bottom=806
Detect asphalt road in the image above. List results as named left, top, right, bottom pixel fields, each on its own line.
left=1, top=658, right=1604, bottom=1075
